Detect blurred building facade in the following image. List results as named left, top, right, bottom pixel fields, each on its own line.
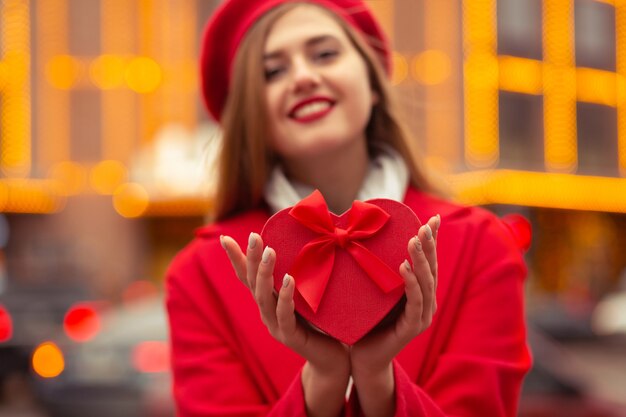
left=0, top=0, right=625, bottom=312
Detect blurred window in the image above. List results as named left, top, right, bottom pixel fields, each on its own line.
left=575, top=0, right=616, bottom=71
left=576, top=103, right=618, bottom=176
left=497, top=0, right=543, bottom=60
left=499, top=92, right=545, bottom=171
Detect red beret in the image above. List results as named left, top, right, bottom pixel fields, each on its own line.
left=200, top=0, right=392, bottom=122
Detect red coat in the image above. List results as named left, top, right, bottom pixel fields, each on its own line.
left=166, top=187, right=531, bottom=416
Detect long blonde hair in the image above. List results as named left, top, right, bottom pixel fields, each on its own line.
left=214, top=3, right=441, bottom=220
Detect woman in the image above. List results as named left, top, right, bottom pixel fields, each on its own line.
left=166, top=1, right=531, bottom=416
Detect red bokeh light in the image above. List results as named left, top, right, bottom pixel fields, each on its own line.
left=63, top=303, right=101, bottom=342
left=122, top=280, right=158, bottom=305
left=0, top=304, right=12, bottom=343
left=501, top=213, right=532, bottom=252
left=132, top=341, right=170, bottom=373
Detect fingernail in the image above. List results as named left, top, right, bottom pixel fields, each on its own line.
left=414, top=235, right=422, bottom=251
left=219, top=235, right=226, bottom=249
left=435, top=214, right=441, bottom=228
left=248, top=232, right=257, bottom=249
left=262, top=246, right=272, bottom=263
left=403, top=259, right=411, bottom=271
left=283, top=273, right=291, bottom=288
left=424, top=224, right=433, bottom=240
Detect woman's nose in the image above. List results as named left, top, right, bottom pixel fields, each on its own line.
left=291, top=58, right=320, bottom=93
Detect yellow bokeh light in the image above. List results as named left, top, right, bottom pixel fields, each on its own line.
left=0, top=179, right=65, bottom=214
left=413, top=50, right=452, bottom=86
left=1, top=0, right=32, bottom=179
left=498, top=56, right=543, bottom=95
left=0, top=182, right=8, bottom=212
left=48, top=161, right=87, bottom=196
left=390, top=52, right=409, bottom=86
left=0, top=61, right=6, bottom=90
left=90, top=160, right=128, bottom=195
left=543, top=0, right=577, bottom=173
left=125, top=57, right=162, bottom=94
left=577, top=68, right=618, bottom=107
left=90, top=55, right=126, bottom=89
left=32, top=342, right=65, bottom=378
left=451, top=170, right=626, bottom=213
left=45, top=55, right=82, bottom=90
left=113, top=183, right=150, bottom=218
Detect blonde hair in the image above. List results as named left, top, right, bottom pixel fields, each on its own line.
left=214, top=3, right=442, bottom=220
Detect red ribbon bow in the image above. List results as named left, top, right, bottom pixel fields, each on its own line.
left=288, top=190, right=404, bottom=313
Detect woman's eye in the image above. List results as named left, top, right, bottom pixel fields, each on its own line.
left=264, top=67, right=284, bottom=81
left=315, top=49, right=338, bottom=61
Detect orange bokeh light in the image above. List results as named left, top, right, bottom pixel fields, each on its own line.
left=32, top=342, right=65, bottom=378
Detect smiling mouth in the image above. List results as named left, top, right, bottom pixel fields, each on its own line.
left=289, top=100, right=335, bottom=123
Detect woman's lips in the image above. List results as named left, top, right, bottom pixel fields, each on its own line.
left=289, top=98, right=335, bottom=123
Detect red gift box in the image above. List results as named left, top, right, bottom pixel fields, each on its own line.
left=261, top=190, right=422, bottom=345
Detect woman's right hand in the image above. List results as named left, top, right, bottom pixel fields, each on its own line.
left=220, top=233, right=350, bottom=417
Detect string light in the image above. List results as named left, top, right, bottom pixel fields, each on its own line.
left=0, top=0, right=31, bottom=178
left=451, top=170, right=626, bottom=213
left=543, top=0, right=577, bottom=173
left=463, top=0, right=499, bottom=168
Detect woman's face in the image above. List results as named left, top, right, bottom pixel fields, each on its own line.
left=262, top=5, right=376, bottom=160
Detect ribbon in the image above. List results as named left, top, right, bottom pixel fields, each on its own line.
left=288, top=190, right=404, bottom=313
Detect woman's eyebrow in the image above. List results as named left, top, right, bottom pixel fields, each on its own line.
left=263, top=34, right=339, bottom=60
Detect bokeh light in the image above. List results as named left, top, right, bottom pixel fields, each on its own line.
left=0, top=61, right=7, bottom=91
left=412, top=50, right=452, bottom=85
left=32, top=342, right=65, bottom=378
left=122, top=280, right=159, bottom=305
left=390, top=52, right=409, bottom=86
left=132, top=341, right=170, bottom=373
left=64, top=303, right=101, bottom=343
left=45, top=54, right=82, bottom=90
left=90, top=54, right=126, bottom=89
left=48, top=161, right=87, bottom=196
left=0, top=304, right=13, bottom=343
left=125, top=57, right=162, bottom=93
left=90, top=160, right=128, bottom=195
left=113, top=183, right=150, bottom=218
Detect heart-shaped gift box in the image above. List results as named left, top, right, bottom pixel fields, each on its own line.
left=261, top=190, right=421, bottom=345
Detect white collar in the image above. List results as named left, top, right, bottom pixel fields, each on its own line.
left=264, top=144, right=409, bottom=214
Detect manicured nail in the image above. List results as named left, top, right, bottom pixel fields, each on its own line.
left=424, top=224, right=433, bottom=240
left=283, top=274, right=291, bottom=288
left=414, top=235, right=422, bottom=251
left=248, top=232, right=257, bottom=249
left=262, top=246, right=272, bottom=263
left=403, top=259, right=411, bottom=271
left=435, top=214, right=441, bottom=228
left=219, top=235, right=226, bottom=249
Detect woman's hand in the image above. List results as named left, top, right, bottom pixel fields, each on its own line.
left=220, top=233, right=350, bottom=417
left=349, top=214, right=441, bottom=417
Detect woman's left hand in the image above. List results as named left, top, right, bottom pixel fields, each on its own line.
left=348, top=214, right=441, bottom=416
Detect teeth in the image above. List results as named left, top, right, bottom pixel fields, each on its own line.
left=293, top=101, right=331, bottom=118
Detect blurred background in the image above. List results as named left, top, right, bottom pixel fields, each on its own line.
left=0, top=0, right=625, bottom=416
